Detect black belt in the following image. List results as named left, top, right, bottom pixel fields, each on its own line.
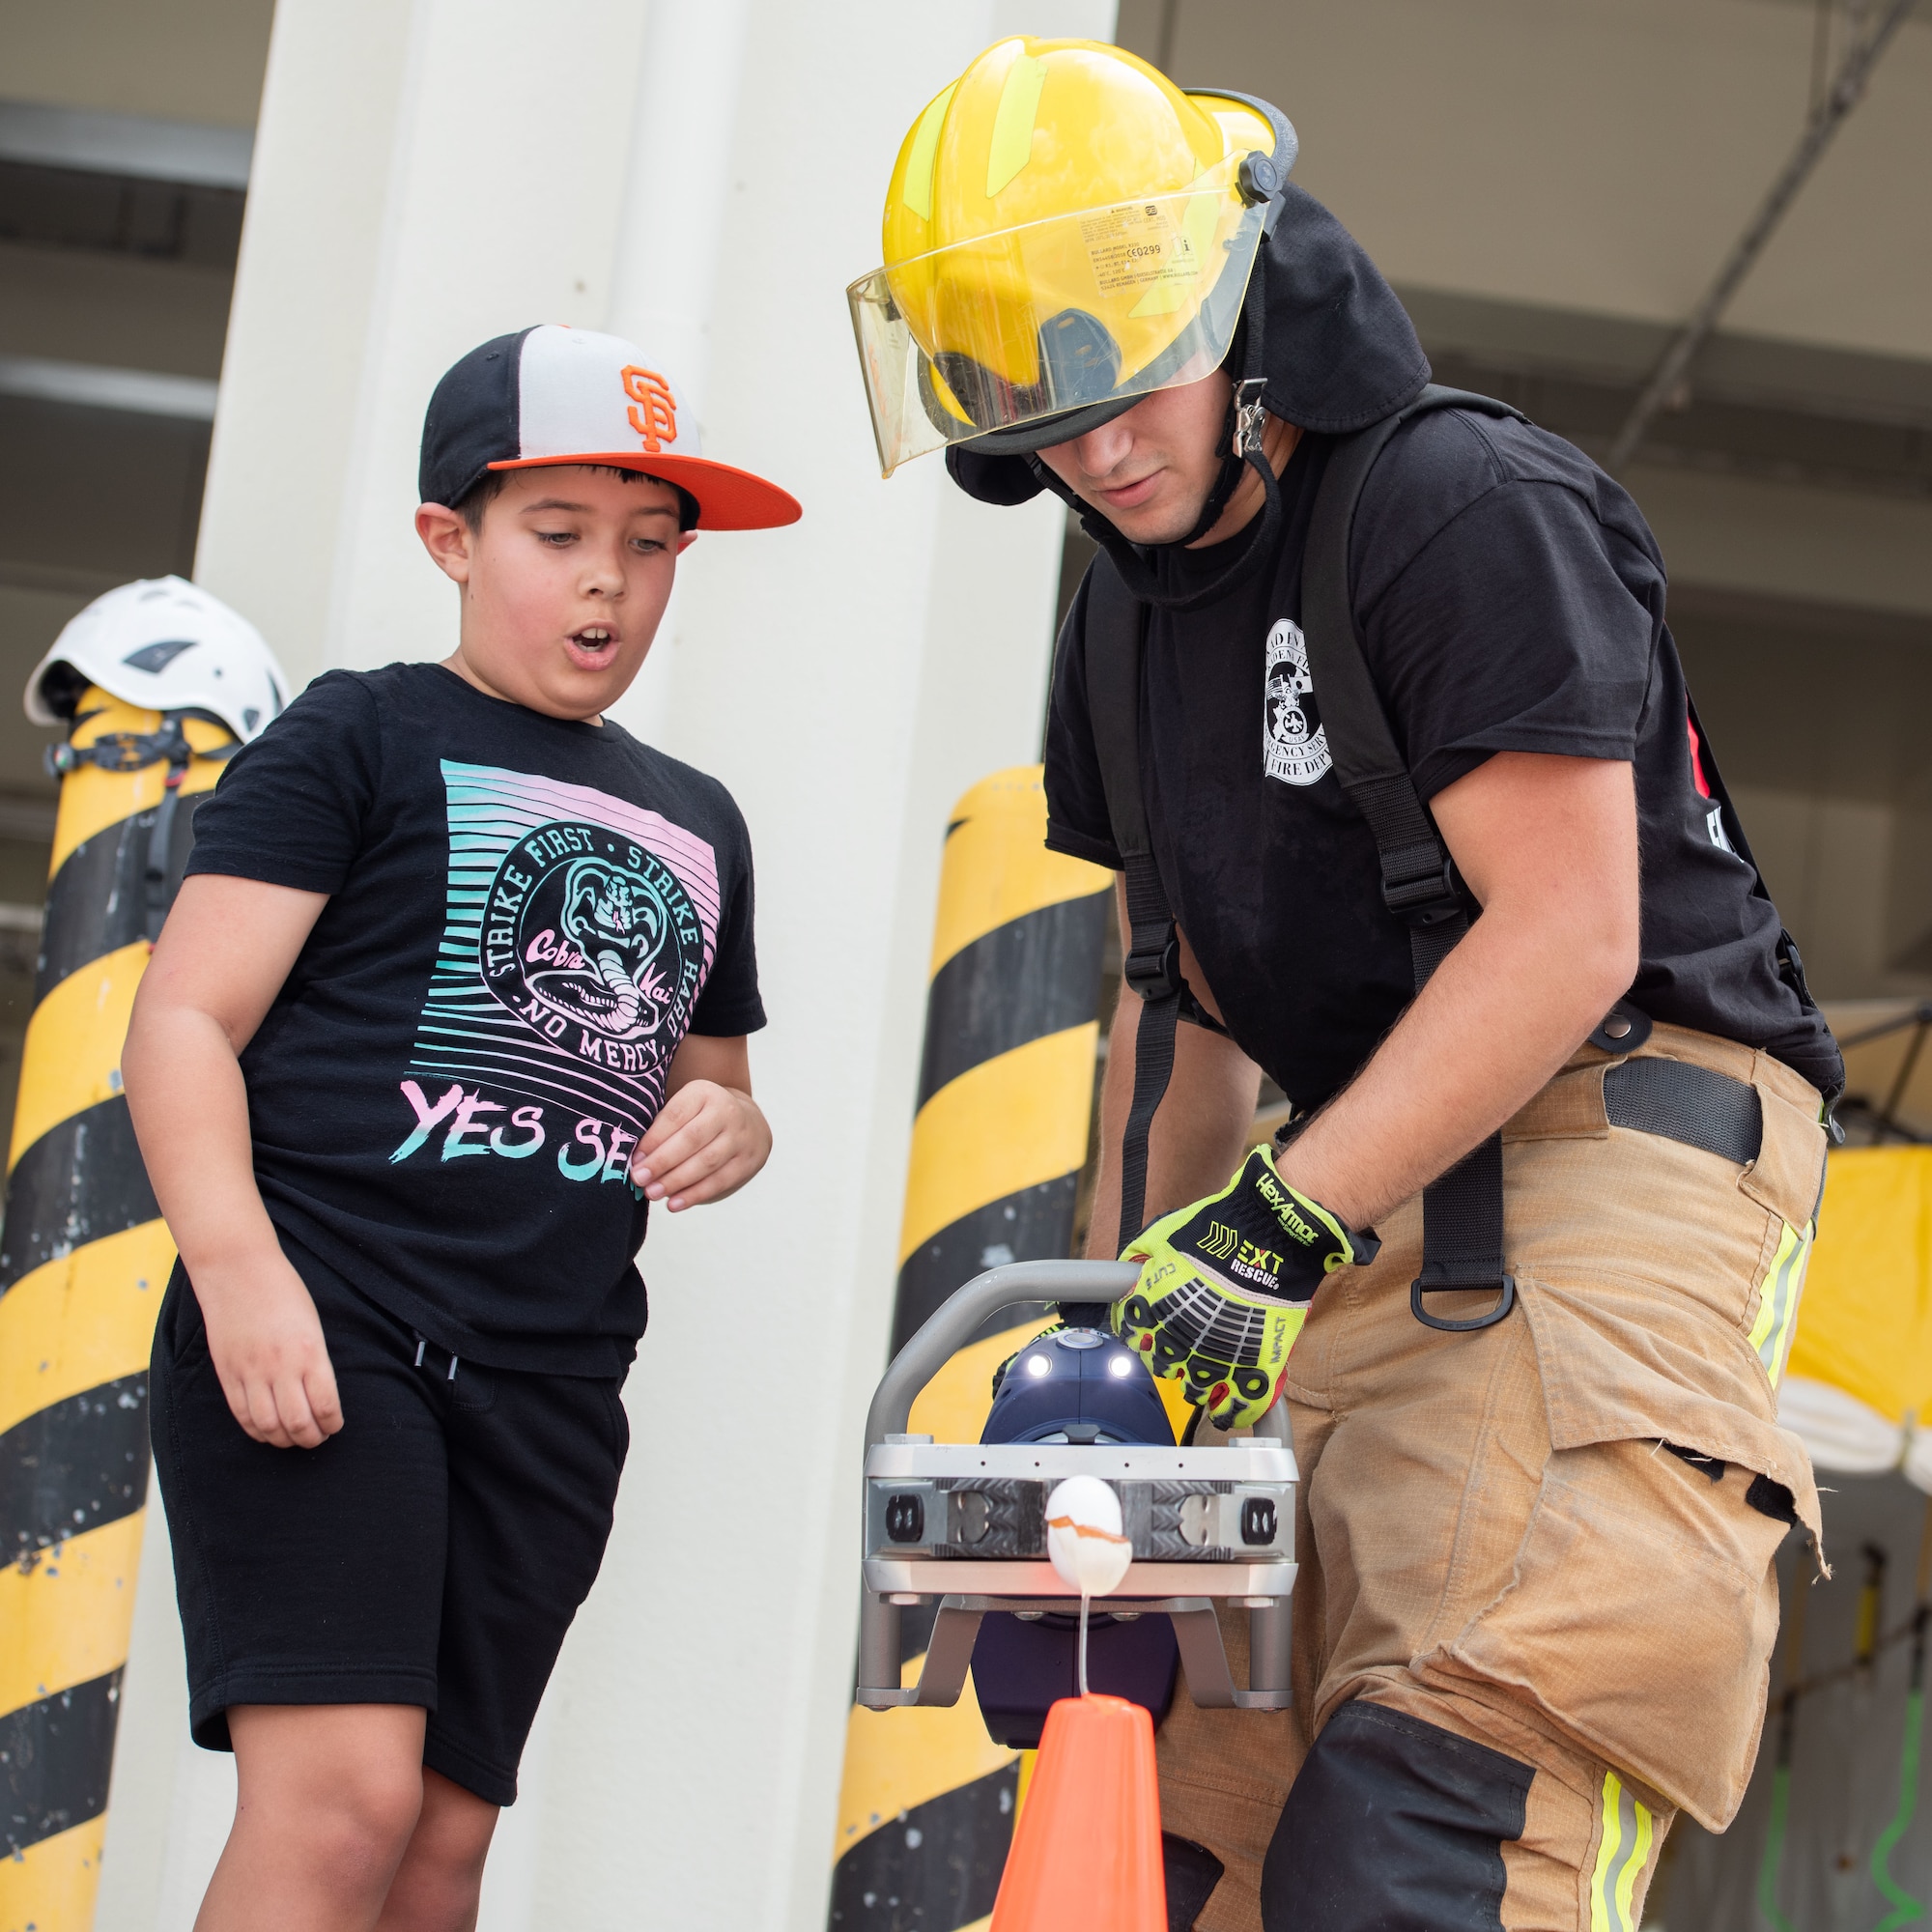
left=1404, top=1056, right=1764, bottom=1335
left=1603, top=1056, right=1763, bottom=1166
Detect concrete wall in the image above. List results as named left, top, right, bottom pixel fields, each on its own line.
left=0, top=0, right=275, bottom=128
left=1122, top=0, right=1932, bottom=361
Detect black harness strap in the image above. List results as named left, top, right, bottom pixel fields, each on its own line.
left=1086, top=560, right=1184, bottom=1254
left=1300, top=384, right=1529, bottom=1329
left=1084, top=384, right=1563, bottom=1330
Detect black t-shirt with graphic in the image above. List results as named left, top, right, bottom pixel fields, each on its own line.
left=1044, top=408, right=1842, bottom=1113
left=185, top=662, right=765, bottom=1374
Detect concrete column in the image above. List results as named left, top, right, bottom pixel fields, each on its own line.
left=597, top=0, right=753, bottom=754
left=526, top=2, right=1110, bottom=1921
left=104, top=2, right=1112, bottom=1926
left=606, top=0, right=753, bottom=427
left=193, top=0, right=651, bottom=691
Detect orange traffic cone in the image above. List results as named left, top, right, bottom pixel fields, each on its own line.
left=989, top=1693, right=1166, bottom=1932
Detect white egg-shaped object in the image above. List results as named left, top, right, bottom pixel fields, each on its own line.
left=1045, top=1474, right=1133, bottom=1597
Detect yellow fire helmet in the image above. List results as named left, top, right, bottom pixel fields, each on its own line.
left=848, top=38, right=1295, bottom=477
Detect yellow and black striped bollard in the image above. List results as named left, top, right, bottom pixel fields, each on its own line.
left=0, top=689, right=232, bottom=1928
left=827, top=765, right=1112, bottom=1932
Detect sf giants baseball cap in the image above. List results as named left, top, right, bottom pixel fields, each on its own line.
left=419, top=325, right=802, bottom=530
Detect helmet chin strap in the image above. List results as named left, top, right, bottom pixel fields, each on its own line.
left=1177, top=375, right=1266, bottom=546
left=1082, top=396, right=1282, bottom=615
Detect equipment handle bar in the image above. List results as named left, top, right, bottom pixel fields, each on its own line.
left=856, top=1258, right=1293, bottom=1709
left=865, top=1261, right=1139, bottom=1449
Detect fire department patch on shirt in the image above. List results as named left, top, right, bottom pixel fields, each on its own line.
left=1263, top=618, right=1332, bottom=787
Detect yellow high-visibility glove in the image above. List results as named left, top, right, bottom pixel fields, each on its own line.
left=1113, top=1149, right=1378, bottom=1430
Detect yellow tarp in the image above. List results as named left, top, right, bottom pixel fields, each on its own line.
left=1788, top=1146, right=1932, bottom=1427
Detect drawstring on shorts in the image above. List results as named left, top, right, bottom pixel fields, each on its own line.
left=411, top=1331, right=459, bottom=1381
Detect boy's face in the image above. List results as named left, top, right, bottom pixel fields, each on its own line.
left=415, top=466, right=692, bottom=722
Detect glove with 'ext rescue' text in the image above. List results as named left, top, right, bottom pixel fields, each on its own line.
left=1112, top=1148, right=1379, bottom=1430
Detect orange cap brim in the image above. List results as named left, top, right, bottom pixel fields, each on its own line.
left=486, top=451, right=802, bottom=530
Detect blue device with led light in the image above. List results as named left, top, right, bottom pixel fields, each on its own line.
left=972, top=1324, right=1183, bottom=1747
left=857, top=1260, right=1298, bottom=1742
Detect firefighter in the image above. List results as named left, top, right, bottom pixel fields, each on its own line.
left=849, top=39, right=1840, bottom=1932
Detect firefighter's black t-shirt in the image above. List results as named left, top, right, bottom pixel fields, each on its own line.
left=185, top=662, right=766, bottom=1374
left=1043, top=408, right=1842, bottom=1112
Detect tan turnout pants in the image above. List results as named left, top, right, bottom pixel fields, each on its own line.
left=1157, top=1021, right=1828, bottom=1932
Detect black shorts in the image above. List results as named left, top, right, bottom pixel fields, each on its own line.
left=148, top=1246, right=629, bottom=1805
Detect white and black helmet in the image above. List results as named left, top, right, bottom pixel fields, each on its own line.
left=25, top=575, right=290, bottom=744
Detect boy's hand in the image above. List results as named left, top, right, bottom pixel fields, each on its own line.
left=631, top=1079, right=771, bottom=1209
left=194, top=1250, right=345, bottom=1450
left=124, top=875, right=340, bottom=1448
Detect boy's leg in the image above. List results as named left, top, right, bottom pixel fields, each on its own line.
left=197, top=1704, right=428, bottom=1932
left=419, top=1356, right=629, bottom=1807
left=377, top=1769, right=500, bottom=1932
left=149, top=1255, right=449, bottom=1738
left=357, top=1354, right=625, bottom=1931
left=149, top=1256, right=454, bottom=1920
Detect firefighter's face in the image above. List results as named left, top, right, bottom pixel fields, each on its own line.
left=1035, top=370, right=1235, bottom=548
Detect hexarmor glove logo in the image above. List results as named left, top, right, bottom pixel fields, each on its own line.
left=1113, top=1149, right=1377, bottom=1429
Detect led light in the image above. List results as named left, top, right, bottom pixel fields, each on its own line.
left=1107, top=1355, right=1134, bottom=1378
left=1025, top=1353, right=1052, bottom=1378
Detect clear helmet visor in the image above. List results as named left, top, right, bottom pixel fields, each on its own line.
left=849, top=158, right=1265, bottom=476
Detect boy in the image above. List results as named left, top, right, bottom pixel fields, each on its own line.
left=124, top=324, right=800, bottom=1931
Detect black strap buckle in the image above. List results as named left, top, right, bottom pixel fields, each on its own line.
left=1410, top=1273, right=1517, bottom=1333
left=1123, top=932, right=1181, bottom=1002
left=1233, top=377, right=1268, bottom=458
left=1379, top=842, right=1462, bottom=924
left=45, top=715, right=236, bottom=781
left=1177, top=984, right=1231, bottom=1038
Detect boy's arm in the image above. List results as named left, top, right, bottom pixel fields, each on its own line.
left=123, top=873, right=341, bottom=1449
left=630, top=1033, right=771, bottom=1210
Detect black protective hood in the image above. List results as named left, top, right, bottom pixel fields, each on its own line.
left=946, top=184, right=1430, bottom=508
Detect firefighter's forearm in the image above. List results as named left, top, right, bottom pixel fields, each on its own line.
left=1275, top=753, right=1638, bottom=1231
left=1273, top=897, right=1628, bottom=1230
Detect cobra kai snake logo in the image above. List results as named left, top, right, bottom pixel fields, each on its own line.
left=480, top=821, right=702, bottom=1072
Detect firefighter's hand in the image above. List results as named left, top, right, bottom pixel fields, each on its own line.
left=1111, top=1149, right=1378, bottom=1429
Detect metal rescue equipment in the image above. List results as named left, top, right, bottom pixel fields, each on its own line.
left=858, top=1259, right=1294, bottom=1721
